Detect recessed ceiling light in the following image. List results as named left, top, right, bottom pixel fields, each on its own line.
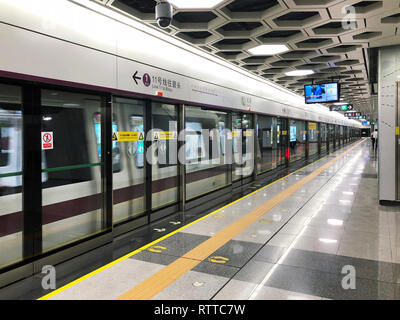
left=248, top=44, right=289, bottom=55
left=318, top=238, right=338, bottom=244
left=168, top=0, right=224, bottom=9
left=284, top=70, right=314, bottom=76
left=327, top=219, right=344, bottom=226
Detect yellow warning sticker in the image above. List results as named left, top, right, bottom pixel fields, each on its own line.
left=396, top=127, right=399, bottom=136
left=244, top=130, right=253, bottom=137
left=282, top=131, right=287, bottom=135
left=117, top=132, right=143, bottom=142
left=309, top=122, right=317, bottom=130
left=112, top=132, right=118, bottom=141
left=154, top=131, right=177, bottom=140
left=232, top=130, right=241, bottom=138
left=208, top=256, right=229, bottom=264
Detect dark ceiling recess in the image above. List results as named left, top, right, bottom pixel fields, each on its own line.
left=263, top=68, right=286, bottom=73
left=298, top=38, right=330, bottom=44
left=260, top=30, right=301, bottom=38
left=280, top=50, right=315, bottom=58
left=243, top=64, right=262, bottom=68
left=116, top=0, right=157, bottom=13
left=275, top=11, right=319, bottom=21
left=220, top=22, right=262, bottom=31
left=270, top=60, right=301, bottom=66
left=180, top=31, right=212, bottom=39
left=222, top=51, right=243, bottom=55
left=174, top=11, right=217, bottom=23
left=215, top=38, right=251, bottom=45
left=314, top=21, right=344, bottom=29
left=242, top=56, right=270, bottom=62
left=226, top=0, right=279, bottom=12
left=353, top=1, right=380, bottom=7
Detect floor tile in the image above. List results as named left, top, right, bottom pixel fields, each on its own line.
left=192, top=261, right=239, bottom=279
left=205, top=240, right=263, bottom=268
left=249, top=285, right=322, bottom=300
left=265, top=264, right=399, bottom=300
left=49, top=259, right=165, bottom=300
left=253, top=245, right=286, bottom=264
left=151, top=232, right=210, bottom=258
left=233, top=260, right=275, bottom=284
left=338, top=240, right=392, bottom=263
left=292, top=235, right=339, bottom=255
left=212, top=279, right=257, bottom=300
left=152, top=270, right=230, bottom=300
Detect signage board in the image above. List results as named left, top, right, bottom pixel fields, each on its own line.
left=42, top=132, right=53, bottom=150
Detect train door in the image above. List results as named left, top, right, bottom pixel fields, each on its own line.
left=184, top=106, right=230, bottom=201
left=289, top=119, right=306, bottom=163
left=276, top=117, right=288, bottom=167
left=41, top=89, right=108, bottom=253
left=334, top=125, right=339, bottom=148
left=331, top=124, right=336, bottom=149
left=340, top=126, right=344, bottom=146
left=320, top=123, right=327, bottom=154
left=112, top=97, right=146, bottom=224
left=232, top=112, right=254, bottom=186
left=151, top=102, right=178, bottom=211
left=256, top=115, right=278, bottom=174
left=308, top=121, right=318, bottom=158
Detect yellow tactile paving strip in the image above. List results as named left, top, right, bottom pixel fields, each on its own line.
left=38, top=139, right=365, bottom=300
left=117, top=139, right=365, bottom=300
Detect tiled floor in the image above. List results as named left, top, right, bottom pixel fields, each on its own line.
left=4, top=139, right=400, bottom=300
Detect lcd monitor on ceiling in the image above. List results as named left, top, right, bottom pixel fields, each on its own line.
left=304, top=83, right=340, bottom=104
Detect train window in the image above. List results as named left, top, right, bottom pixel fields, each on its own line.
left=185, top=106, right=229, bottom=200
left=0, top=126, right=10, bottom=167
left=0, top=83, right=23, bottom=269
left=112, top=97, right=146, bottom=224
left=129, top=115, right=144, bottom=168
left=185, top=121, right=206, bottom=162
left=41, top=89, right=105, bottom=253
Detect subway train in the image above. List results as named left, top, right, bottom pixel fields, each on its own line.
left=0, top=0, right=362, bottom=279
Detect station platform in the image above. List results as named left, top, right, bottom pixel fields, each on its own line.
left=2, top=139, right=399, bottom=300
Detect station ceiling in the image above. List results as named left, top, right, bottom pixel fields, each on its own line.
left=94, top=0, right=400, bottom=120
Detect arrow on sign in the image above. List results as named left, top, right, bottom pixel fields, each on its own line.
left=132, top=71, right=142, bottom=85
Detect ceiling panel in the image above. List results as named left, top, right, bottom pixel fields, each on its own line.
left=98, top=0, right=400, bottom=118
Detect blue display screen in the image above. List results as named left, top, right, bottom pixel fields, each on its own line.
left=305, top=83, right=339, bottom=104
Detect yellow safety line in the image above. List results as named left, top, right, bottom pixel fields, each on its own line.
left=38, top=140, right=364, bottom=300
left=116, top=139, right=365, bottom=300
